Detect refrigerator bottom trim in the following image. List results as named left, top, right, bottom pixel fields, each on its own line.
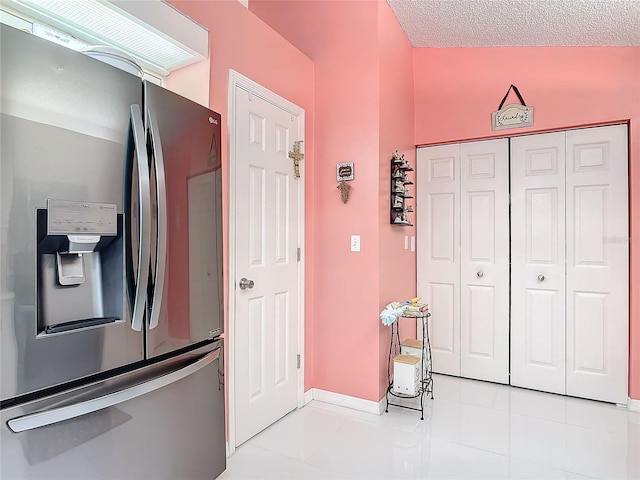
left=8, top=346, right=220, bottom=432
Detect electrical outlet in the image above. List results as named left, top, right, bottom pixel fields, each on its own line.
left=351, top=235, right=360, bottom=252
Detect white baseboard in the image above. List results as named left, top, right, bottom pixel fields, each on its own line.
left=307, top=391, right=640, bottom=413
left=304, top=388, right=313, bottom=405
left=310, top=388, right=385, bottom=415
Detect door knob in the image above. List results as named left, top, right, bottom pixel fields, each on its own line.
left=476, top=271, right=484, bottom=278
left=537, top=275, right=545, bottom=282
left=239, top=278, right=254, bottom=290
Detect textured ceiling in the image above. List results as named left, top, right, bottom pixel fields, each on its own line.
left=386, top=0, right=640, bottom=47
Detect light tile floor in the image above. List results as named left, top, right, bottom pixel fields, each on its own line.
left=220, top=374, right=640, bottom=479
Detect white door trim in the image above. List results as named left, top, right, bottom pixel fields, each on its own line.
left=227, top=70, right=305, bottom=455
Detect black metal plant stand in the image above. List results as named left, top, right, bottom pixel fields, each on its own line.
left=385, top=311, right=433, bottom=420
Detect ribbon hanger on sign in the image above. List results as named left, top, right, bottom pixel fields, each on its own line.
left=497, top=84, right=527, bottom=110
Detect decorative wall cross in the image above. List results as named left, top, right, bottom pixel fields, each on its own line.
left=288, top=141, right=304, bottom=179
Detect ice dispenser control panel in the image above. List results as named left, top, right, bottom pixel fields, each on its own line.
left=47, top=199, right=117, bottom=236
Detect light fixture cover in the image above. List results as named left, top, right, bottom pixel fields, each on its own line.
left=6, top=0, right=208, bottom=75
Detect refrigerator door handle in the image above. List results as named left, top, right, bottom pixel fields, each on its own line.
left=147, top=108, right=167, bottom=330
left=7, top=348, right=221, bottom=433
left=127, top=104, right=151, bottom=332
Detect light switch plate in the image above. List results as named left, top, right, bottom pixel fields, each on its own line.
left=410, top=236, right=416, bottom=252
left=404, top=235, right=409, bottom=250
left=351, top=235, right=360, bottom=252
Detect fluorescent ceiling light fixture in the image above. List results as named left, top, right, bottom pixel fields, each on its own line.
left=6, top=0, right=208, bottom=75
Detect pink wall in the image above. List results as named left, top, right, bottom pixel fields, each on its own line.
left=252, top=0, right=382, bottom=402
left=377, top=0, right=417, bottom=400
left=251, top=0, right=417, bottom=402
left=166, top=1, right=639, bottom=406
left=414, top=47, right=640, bottom=400
left=167, top=0, right=316, bottom=388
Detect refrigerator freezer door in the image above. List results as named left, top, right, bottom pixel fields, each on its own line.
left=144, top=82, right=223, bottom=358
left=0, top=25, right=144, bottom=403
left=1, top=342, right=226, bottom=480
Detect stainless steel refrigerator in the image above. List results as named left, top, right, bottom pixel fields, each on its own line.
left=0, top=24, right=225, bottom=479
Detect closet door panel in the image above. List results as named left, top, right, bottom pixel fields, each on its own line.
left=417, top=144, right=461, bottom=376
left=460, top=139, right=510, bottom=384
left=565, top=125, right=629, bottom=404
left=510, top=132, right=566, bottom=394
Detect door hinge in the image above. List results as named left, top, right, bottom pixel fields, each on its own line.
left=297, top=354, right=301, bottom=369
left=297, top=247, right=301, bottom=262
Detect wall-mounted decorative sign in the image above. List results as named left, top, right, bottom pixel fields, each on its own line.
left=336, top=162, right=354, bottom=181
left=336, top=162, right=354, bottom=203
left=491, top=84, right=534, bottom=131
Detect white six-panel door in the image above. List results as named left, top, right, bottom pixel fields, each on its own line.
left=417, top=144, right=461, bottom=376
left=565, top=125, right=628, bottom=404
left=417, top=140, right=510, bottom=383
left=510, top=132, right=567, bottom=394
left=459, top=139, right=510, bottom=384
left=234, top=86, right=302, bottom=445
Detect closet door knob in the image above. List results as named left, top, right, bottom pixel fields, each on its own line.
left=537, top=275, right=545, bottom=282
left=476, top=271, right=484, bottom=278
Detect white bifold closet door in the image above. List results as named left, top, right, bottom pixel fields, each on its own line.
left=417, top=139, right=509, bottom=384
left=510, top=131, right=567, bottom=394
left=511, top=124, right=629, bottom=404
left=460, top=140, right=510, bottom=383
left=417, top=144, right=460, bottom=376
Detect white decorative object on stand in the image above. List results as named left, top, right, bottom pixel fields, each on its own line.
left=392, top=355, right=420, bottom=395
left=401, top=339, right=430, bottom=376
